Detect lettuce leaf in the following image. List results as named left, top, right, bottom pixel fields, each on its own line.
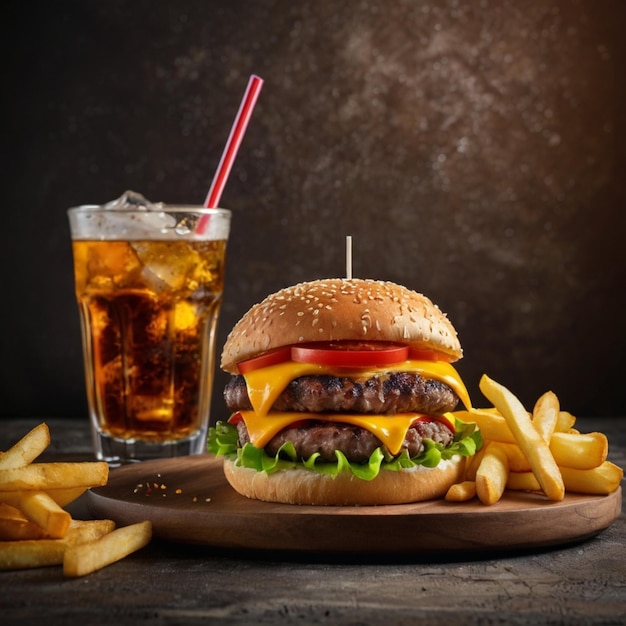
left=208, top=416, right=483, bottom=482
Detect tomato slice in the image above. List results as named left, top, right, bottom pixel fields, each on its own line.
left=291, top=341, right=409, bottom=368
left=228, top=412, right=244, bottom=424
left=237, top=347, right=292, bottom=374
left=408, top=347, right=454, bottom=363
left=236, top=342, right=449, bottom=373
left=412, top=414, right=456, bottom=433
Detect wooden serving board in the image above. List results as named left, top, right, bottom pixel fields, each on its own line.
left=86, top=455, right=622, bottom=554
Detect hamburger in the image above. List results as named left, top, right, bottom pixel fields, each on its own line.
left=208, top=278, right=481, bottom=505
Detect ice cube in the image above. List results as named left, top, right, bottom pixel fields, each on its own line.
left=107, top=191, right=180, bottom=235
left=133, top=241, right=199, bottom=292
left=104, top=190, right=164, bottom=212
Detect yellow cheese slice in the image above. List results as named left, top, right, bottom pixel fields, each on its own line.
left=238, top=410, right=450, bottom=455
left=243, top=361, right=327, bottom=419
left=243, top=359, right=472, bottom=418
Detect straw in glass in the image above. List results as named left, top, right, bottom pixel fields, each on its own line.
left=197, top=74, right=264, bottom=234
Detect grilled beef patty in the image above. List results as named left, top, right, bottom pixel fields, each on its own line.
left=234, top=418, right=454, bottom=463
left=224, top=372, right=459, bottom=416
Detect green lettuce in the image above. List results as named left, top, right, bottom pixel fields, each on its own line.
left=208, top=416, right=483, bottom=482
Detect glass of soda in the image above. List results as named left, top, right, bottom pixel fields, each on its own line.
left=68, top=192, right=231, bottom=464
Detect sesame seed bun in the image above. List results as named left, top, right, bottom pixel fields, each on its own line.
left=220, top=278, right=462, bottom=374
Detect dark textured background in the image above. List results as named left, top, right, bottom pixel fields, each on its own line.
left=1, top=0, right=625, bottom=422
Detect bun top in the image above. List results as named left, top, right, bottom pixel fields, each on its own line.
left=220, top=278, right=462, bottom=373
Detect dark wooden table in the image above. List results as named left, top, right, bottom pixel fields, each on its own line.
left=1, top=416, right=625, bottom=625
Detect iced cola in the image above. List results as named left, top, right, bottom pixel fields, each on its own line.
left=68, top=193, right=230, bottom=463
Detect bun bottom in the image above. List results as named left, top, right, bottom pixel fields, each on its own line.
left=222, top=457, right=466, bottom=506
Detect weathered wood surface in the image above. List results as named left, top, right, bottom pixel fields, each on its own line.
left=1, top=417, right=625, bottom=625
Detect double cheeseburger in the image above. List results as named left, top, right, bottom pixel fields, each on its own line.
left=209, top=278, right=481, bottom=505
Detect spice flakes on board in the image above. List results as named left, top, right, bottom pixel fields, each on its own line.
left=132, top=473, right=212, bottom=503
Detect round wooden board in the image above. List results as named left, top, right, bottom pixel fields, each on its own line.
left=86, top=455, right=622, bottom=554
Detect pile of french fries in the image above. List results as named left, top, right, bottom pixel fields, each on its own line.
left=446, top=374, right=624, bottom=505
left=0, top=423, right=152, bottom=576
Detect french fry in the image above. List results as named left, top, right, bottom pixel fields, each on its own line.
left=555, top=411, right=577, bottom=433
left=16, top=492, right=71, bottom=539
left=464, top=403, right=575, bottom=440
left=475, top=443, right=509, bottom=505
left=63, top=520, right=152, bottom=578
left=0, top=423, right=50, bottom=470
left=445, top=481, right=477, bottom=502
left=0, top=424, right=147, bottom=576
left=507, top=471, right=541, bottom=492
left=0, top=519, right=116, bottom=570
left=0, top=521, right=45, bottom=541
left=455, top=380, right=621, bottom=504
left=0, top=503, right=47, bottom=541
left=36, top=487, right=87, bottom=507
left=464, top=447, right=485, bottom=481
left=0, top=502, right=26, bottom=521
left=499, top=429, right=608, bottom=475
left=479, top=375, right=565, bottom=501
left=69, top=519, right=117, bottom=542
left=455, top=409, right=516, bottom=444
left=550, top=432, right=608, bottom=470
left=532, top=391, right=559, bottom=443
left=560, top=462, right=623, bottom=495
left=0, top=538, right=68, bottom=569
left=508, top=463, right=623, bottom=495
left=0, top=487, right=87, bottom=509
left=492, top=442, right=531, bottom=473
left=0, top=462, right=108, bottom=491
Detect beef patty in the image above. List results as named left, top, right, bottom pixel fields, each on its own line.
left=224, top=372, right=459, bottom=416
left=234, top=418, right=455, bottom=463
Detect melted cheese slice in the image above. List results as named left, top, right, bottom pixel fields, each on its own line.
left=239, top=410, right=438, bottom=456
left=242, top=359, right=472, bottom=418
left=237, top=359, right=472, bottom=455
